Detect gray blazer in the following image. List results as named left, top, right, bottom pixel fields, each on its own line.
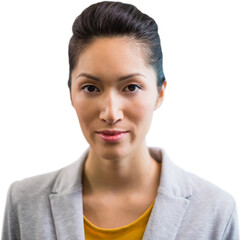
left=2, top=147, right=240, bottom=240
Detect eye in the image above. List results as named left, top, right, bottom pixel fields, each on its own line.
left=123, top=84, right=142, bottom=92
left=81, top=85, right=99, bottom=93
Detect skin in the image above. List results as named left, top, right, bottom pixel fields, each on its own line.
left=71, top=37, right=167, bottom=228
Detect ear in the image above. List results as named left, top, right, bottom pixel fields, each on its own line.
left=154, top=81, right=167, bottom=110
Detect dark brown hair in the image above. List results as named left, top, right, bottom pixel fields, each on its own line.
left=68, top=1, right=165, bottom=90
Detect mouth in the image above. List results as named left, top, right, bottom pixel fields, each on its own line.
left=96, top=130, right=129, bottom=142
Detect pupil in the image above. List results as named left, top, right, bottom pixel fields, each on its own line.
left=88, top=86, right=96, bottom=92
left=128, top=85, right=135, bottom=91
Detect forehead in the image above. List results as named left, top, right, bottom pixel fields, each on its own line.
left=72, top=37, right=154, bottom=80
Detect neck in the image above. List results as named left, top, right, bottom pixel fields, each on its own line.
left=82, top=143, right=161, bottom=195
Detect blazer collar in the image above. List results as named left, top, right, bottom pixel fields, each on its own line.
left=49, top=149, right=88, bottom=240
left=50, top=147, right=192, bottom=240
left=150, top=147, right=192, bottom=199
left=143, top=147, right=192, bottom=240
left=51, top=147, right=192, bottom=197
left=51, top=148, right=89, bottom=194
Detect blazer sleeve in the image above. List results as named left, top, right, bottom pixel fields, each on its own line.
left=222, top=201, right=240, bottom=240
left=2, top=182, right=20, bottom=240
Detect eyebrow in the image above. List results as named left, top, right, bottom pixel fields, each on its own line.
left=75, top=73, right=145, bottom=82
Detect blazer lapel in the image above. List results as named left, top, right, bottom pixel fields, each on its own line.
left=49, top=187, right=85, bottom=240
left=49, top=149, right=89, bottom=240
left=142, top=148, right=192, bottom=240
left=142, top=187, right=190, bottom=240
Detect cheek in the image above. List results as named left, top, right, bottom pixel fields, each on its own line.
left=129, top=96, right=156, bottom=129
left=73, top=99, right=95, bottom=129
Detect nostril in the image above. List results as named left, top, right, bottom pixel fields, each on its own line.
left=99, top=107, right=124, bottom=124
left=104, top=118, right=121, bottom=125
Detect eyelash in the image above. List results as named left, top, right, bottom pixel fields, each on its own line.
left=81, top=84, right=142, bottom=93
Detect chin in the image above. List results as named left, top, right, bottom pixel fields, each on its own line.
left=94, top=145, right=130, bottom=161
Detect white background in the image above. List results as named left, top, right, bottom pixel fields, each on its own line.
left=0, top=0, right=240, bottom=231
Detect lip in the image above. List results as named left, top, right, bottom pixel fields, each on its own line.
left=96, top=130, right=128, bottom=134
left=96, top=130, right=128, bottom=142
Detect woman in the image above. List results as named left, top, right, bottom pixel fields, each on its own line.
left=2, top=1, right=239, bottom=240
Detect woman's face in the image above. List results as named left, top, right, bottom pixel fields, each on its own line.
left=71, top=37, right=166, bottom=160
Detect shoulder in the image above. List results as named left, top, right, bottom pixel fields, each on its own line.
left=151, top=147, right=236, bottom=208
left=9, top=169, right=62, bottom=206
left=156, top=146, right=238, bottom=232
left=186, top=170, right=235, bottom=207
left=152, top=146, right=239, bottom=238
left=179, top=170, right=239, bottom=238
left=7, top=150, right=87, bottom=206
left=183, top=170, right=238, bottom=232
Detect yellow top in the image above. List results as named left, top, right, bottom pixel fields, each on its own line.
left=84, top=200, right=155, bottom=240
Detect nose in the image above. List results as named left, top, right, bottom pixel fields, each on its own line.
left=99, top=91, right=124, bottom=124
